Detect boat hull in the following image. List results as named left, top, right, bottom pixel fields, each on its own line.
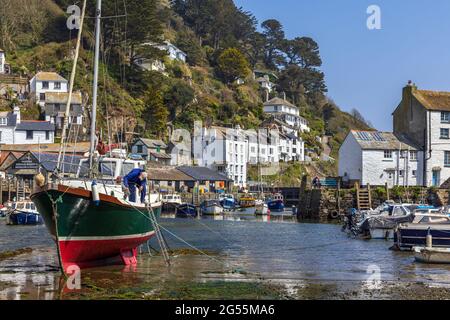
left=176, top=204, right=197, bottom=217
left=201, top=205, right=223, bottom=215
left=396, top=226, right=450, bottom=249
left=6, top=211, right=44, bottom=225
left=31, top=185, right=161, bottom=272
left=414, top=247, right=450, bottom=264
left=267, top=200, right=284, bottom=212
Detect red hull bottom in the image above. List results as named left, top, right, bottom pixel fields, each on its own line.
left=59, top=233, right=155, bottom=273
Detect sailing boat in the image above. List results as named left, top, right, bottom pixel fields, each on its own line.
left=30, top=0, right=162, bottom=273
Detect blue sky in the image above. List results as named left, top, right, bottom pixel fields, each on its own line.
left=234, top=0, right=450, bottom=131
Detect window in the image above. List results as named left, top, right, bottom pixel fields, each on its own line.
left=137, top=145, right=143, bottom=153
left=293, top=148, right=297, bottom=154
left=0, top=118, right=6, bottom=125
left=261, top=148, right=266, bottom=155
left=441, top=128, right=450, bottom=139
left=388, top=172, right=393, bottom=179
left=412, top=170, right=417, bottom=177
left=442, top=112, right=450, bottom=123
left=0, top=131, right=2, bottom=142
left=54, top=82, right=61, bottom=89
left=384, top=150, right=393, bottom=159
left=445, top=151, right=450, bottom=167
left=400, top=151, right=407, bottom=158
left=270, top=148, right=273, bottom=155
left=399, top=170, right=404, bottom=177
left=42, top=81, right=49, bottom=89
left=251, top=146, right=255, bottom=153
left=45, top=131, right=50, bottom=140
left=26, top=130, right=33, bottom=140
left=39, top=93, right=45, bottom=101
left=410, top=151, right=417, bottom=161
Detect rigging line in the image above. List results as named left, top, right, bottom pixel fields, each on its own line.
left=57, top=0, right=87, bottom=172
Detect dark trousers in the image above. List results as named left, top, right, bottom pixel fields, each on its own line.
left=129, top=184, right=146, bottom=203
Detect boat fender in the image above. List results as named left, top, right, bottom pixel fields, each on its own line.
left=91, top=180, right=100, bottom=206
left=34, top=173, right=46, bottom=188
left=426, top=228, right=433, bottom=248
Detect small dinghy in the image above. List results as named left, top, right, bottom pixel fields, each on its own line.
left=176, top=203, right=197, bottom=218
left=414, top=247, right=450, bottom=264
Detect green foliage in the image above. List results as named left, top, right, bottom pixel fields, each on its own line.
left=143, top=89, right=169, bottom=138
left=216, top=48, right=250, bottom=84
left=163, top=79, right=195, bottom=121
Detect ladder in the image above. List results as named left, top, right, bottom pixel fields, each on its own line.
left=147, top=205, right=170, bottom=266
left=356, top=183, right=372, bottom=210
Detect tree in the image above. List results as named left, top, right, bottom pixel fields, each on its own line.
left=164, top=79, right=195, bottom=121
left=282, top=37, right=322, bottom=68
left=143, top=89, right=169, bottom=138
left=261, top=19, right=285, bottom=69
left=216, top=48, right=251, bottom=84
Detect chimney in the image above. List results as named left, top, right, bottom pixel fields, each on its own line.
left=13, top=106, right=20, bottom=124
left=402, top=80, right=417, bottom=101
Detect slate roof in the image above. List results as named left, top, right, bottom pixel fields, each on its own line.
left=263, top=97, right=298, bottom=109
left=45, top=92, right=82, bottom=105
left=31, top=152, right=81, bottom=173
left=150, top=151, right=172, bottom=160
left=413, top=89, right=450, bottom=111
left=147, top=166, right=193, bottom=181
left=16, top=121, right=55, bottom=131
left=177, top=166, right=232, bottom=182
left=33, top=72, right=67, bottom=82
left=350, top=130, right=421, bottom=151
left=136, top=138, right=167, bottom=149
left=0, top=112, right=17, bottom=127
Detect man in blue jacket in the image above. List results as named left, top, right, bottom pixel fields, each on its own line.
left=123, top=168, right=148, bottom=203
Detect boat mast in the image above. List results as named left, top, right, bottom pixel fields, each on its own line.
left=89, top=0, right=102, bottom=177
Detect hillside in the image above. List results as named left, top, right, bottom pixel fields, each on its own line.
left=0, top=0, right=372, bottom=166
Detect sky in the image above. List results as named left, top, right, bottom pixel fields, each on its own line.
left=234, top=0, right=450, bottom=131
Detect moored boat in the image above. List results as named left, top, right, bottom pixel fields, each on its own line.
left=255, top=199, right=269, bottom=215
left=238, top=196, right=256, bottom=215
left=267, top=193, right=284, bottom=212
left=200, top=200, right=223, bottom=215
left=176, top=203, right=197, bottom=217
left=414, top=246, right=450, bottom=264
left=395, top=213, right=450, bottom=250
left=6, top=200, right=43, bottom=225
left=161, top=193, right=182, bottom=213
left=219, top=194, right=236, bottom=210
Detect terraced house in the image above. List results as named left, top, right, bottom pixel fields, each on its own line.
left=340, top=81, right=450, bottom=187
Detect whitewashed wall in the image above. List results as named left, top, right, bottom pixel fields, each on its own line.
left=14, top=130, right=54, bottom=144
left=339, top=134, right=362, bottom=182
left=0, top=127, right=14, bottom=144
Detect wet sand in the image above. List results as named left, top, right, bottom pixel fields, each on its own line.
left=2, top=247, right=450, bottom=300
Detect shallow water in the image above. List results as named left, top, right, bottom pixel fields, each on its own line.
left=1, top=212, right=450, bottom=300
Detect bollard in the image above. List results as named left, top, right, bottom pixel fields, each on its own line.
left=426, top=228, right=432, bottom=248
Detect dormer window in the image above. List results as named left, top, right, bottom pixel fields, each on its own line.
left=0, top=118, right=6, bottom=126
left=54, top=82, right=61, bottom=89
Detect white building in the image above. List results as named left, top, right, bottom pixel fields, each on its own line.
left=256, top=75, right=275, bottom=93
left=0, top=107, right=55, bottom=144
left=263, top=97, right=310, bottom=133
left=29, top=72, right=68, bottom=106
left=339, top=130, right=422, bottom=187
left=393, top=83, right=450, bottom=187
left=0, top=49, right=5, bottom=74
left=44, top=92, right=84, bottom=130
left=131, top=138, right=171, bottom=165
left=159, top=41, right=187, bottom=63
left=193, top=126, right=247, bottom=187
left=246, top=129, right=279, bottom=164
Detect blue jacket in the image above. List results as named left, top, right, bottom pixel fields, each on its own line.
left=123, top=168, right=147, bottom=189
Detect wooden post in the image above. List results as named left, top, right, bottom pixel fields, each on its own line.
left=337, top=177, right=341, bottom=215
left=355, top=182, right=360, bottom=210
left=15, top=178, right=18, bottom=201
left=367, top=183, right=372, bottom=209
left=0, top=176, right=3, bottom=205
left=385, top=182, right=390, bottom=201
left=8, top=178, right=11, bottom=202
